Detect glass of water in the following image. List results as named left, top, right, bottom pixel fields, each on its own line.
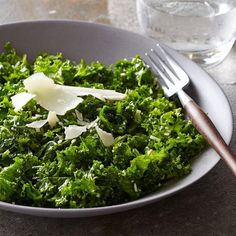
left=137, top=0, right=236, bottom=68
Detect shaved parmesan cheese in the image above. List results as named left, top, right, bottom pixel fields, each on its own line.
left=64, top=118, right=99, bottom=140
left=11, top=72, right=125, bottom=116
left=75, top=110, right=89, bottom=126
left=23, top=73, right=83, bottom=115
left=47, top=111, right=59, bottom=128
left=26, top=119, right=47, bottom=129
left=23, top=73, right=54, bottom=93
left=59, top=84, right=126, bottom=101
left=87, top=117, right=99, bottom=129
left=27, top=111, right=59, bottom=129
left=90, top=93, right=106, bottom=102
left=11, top=92, right=36, bottom=112
left=75, top=110, right=83, bottom=121
left=95, top=126, right=114, bottom=147
left=64, top=125, right=87, bottom=140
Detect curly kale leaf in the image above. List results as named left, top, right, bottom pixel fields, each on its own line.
left=33, top=52, right=76, bottom=84
left=113, top=56, right=155, bottom=92
left=0, top=44, right=206, bottom=208
left=0, top=154, right=38, bottom=202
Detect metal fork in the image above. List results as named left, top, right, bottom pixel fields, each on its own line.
left=145, top=44, right=236, bottom=176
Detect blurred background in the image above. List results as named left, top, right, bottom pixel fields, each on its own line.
left=0, top=0, right=139, bottom=31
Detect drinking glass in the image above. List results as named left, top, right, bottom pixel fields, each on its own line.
left=137, top=0, right=236, bottom=67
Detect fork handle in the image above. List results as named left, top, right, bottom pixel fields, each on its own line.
left=177, top=90, right=236, bottom=176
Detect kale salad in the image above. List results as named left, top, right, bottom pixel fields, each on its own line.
left=0, top=43, right=206, bottom=208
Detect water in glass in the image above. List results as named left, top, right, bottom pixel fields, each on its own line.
left=137, top=0, right=236, bottom=67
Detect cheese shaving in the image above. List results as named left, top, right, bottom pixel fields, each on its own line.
left=47, top=111, right=59, bottom=128
left=27, top=111, right=59, bottom=129
left=87, top=117, right=99, bottom=129
left=26, top=119, right=48, bottom=129
left=11, top=72, right=126, bottom=116
left=95, top=126, right=114, bottom=147
left=23, top=73, right=83, bottom=115
left=75, top=110, right=83, bottom=121
left=63, top=120, right=115, bottom=147
left=64, top=117, right=99, bottom=140
left=58, top=84, right=126, bottom=101
left=11, top=92, right=36, bottom=112
left=64, top=125, right=87, bottom=140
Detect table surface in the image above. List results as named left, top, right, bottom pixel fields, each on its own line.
left=0, top=1, right=235, bottom=235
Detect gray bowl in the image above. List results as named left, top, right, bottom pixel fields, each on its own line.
left=0, top=20, right=233, bottom=218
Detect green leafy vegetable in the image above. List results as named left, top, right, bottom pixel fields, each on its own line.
left=0, top=43, right=206, bottom=208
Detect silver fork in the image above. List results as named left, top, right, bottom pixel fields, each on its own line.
left=145, top=44, right=236, bottom=176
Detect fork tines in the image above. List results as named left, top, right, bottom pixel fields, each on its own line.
left=145, top=44, right=189, bottom=97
